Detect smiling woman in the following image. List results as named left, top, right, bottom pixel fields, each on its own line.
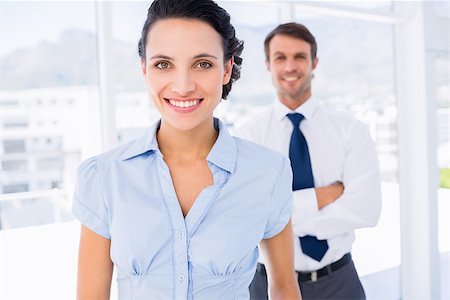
left=71, top=0, right=301, bottom=299
left=141, top=18, right=231, bottom=132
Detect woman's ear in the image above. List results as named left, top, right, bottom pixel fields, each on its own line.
left=141, top=58, right=147, bottom=78
left=222, top=57, right=234, bottom=85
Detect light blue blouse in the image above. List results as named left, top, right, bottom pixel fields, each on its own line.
left=72, top=118, right=293, bottom=300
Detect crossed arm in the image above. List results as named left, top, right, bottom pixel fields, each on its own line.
left=315, top=183, right=344, bottom=209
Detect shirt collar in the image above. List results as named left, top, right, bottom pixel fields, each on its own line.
left=273, top=96, right=319, bottom=121
left=206, top=118, right=237, bottom=174
left=121, top=118, right=237, bottom=174
left=120, top=120, right=160, bottom=160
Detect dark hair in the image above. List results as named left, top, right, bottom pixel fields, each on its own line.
left=138, top=0, right=244, bottom=100
left=264, top=22, right=317, bottom=62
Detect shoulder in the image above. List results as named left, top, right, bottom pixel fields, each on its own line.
left=233, top=136, right=289, bottom=172
left=78, top=138, right=143, bottom=173
left=233, top=107, right=273, bottom=140
left=236, top=107, right=272, bottom=129
left=318, top=105, right=371, bottom=137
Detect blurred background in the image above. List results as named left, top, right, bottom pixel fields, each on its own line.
left=0, top=1, right=448, bottom=299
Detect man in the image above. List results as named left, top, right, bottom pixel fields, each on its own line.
left=236, top=23, right=382, bottom=299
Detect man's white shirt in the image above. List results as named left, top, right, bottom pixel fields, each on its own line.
left=234, top=97, right=382, bottom=271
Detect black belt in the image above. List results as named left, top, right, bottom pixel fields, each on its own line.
left=255, top=253, right=352, bottom=283
left=297, top=253, right=352, bottom=283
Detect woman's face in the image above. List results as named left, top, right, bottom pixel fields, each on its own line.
left=141, top=18, right=233, bottom=132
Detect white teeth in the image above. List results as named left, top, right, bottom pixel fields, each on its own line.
left=284, top=77, right=299, bottom=82
left=168, top=99, right=200, bottom=108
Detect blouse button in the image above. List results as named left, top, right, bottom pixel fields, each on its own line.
left=178, top=274, right=185, bottom=282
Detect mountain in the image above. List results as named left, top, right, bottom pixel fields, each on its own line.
left=0, top=29, right=143, bottom=92
left=0, top=23, right=394, bottom=107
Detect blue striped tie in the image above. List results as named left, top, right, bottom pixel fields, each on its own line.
left=287, top=113, right=328, bottom=262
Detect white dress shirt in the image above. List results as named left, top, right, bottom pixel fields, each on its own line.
left=235, top=97, right=382, bottom=271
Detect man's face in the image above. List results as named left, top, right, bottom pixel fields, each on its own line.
left=266, top=34, right=318, bottom=109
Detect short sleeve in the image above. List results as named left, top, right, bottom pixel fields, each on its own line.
left=72, top=157, right=111, bottom=239
left=263, top=156, right=293, bottom=239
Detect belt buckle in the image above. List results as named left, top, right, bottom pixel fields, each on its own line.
left=310, top=271, right=318, bottom=282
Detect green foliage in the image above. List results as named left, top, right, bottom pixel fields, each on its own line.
left=440, top=168, right=450, bottom=189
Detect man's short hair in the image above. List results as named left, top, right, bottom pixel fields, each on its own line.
left=264, top=22, right=317, bottom=62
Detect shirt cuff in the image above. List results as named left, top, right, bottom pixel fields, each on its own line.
left=293, top=188, right=318, bottom=217
left=291, top=188, right=318, bottom=236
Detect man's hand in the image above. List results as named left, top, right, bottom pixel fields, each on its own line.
left=315, top=182, right=344, bottom=209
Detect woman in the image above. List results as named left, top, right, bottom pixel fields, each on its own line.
left=73, top=0, right=301, bottom=299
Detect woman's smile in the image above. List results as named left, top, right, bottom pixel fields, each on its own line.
left=164, top=97, right=204, bottom=113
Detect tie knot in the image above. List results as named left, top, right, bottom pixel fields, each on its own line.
left=287, top=113, right=305, bottom=127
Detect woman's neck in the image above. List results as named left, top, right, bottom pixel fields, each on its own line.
left=157, top=118, right=218, bottom=163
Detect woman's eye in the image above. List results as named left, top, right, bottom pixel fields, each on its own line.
left=196, top=61, right=212, bottom=69
left=155, top=61, right=170, bottom=69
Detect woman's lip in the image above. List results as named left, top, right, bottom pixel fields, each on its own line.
left=164, top=98, right=203, bottom=113
left=164, top=97, right=202, bottom=102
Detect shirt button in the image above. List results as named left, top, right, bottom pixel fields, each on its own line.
left=178, top=231, right=185, bottom=239
left=178, top=274, right=185, bottom=282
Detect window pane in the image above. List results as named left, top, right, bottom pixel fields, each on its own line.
left=0, top=2, right=97, bottom=229
left=110, top=2, right=158, bottom=145
left=1, top=160, right=28, bottom=172
left=3, top=140, right=26, bottom=153
left=293, top=8, right=399, bottom=298
left=436, top=54, right=450, bottom=298
left=217, top=1, right=279, bottom=125
left=315, top=1, right=394, bottom=14
left=2, top=184, right=29, bottom=194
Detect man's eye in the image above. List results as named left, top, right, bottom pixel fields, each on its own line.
left=196, top=61, right=212, bottom=69
left=155, top=61, right=170, bottom=69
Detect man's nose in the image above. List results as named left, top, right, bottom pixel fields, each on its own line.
left=283, top=59, right=297, bottom=72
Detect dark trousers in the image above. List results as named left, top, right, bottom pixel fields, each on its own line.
left=249, top=257, right=365, bottom=300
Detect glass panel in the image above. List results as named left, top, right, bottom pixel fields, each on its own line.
left=2, top=184, right=29, bottom=194
left=0, top=2, right=97, bottom=229
left=293, top=8, right=399, bottom=297
left=436, top=53, right=450, bottom=299
left=436, top=55, right=450, bottom=179
left=111, top=1, right=158, bottom=145
left=311, top=0, right=394, bottom=14
left=1, top=160, right=28, bottom=172
left=217, top=1, right=279, bottom=126
left=3, top=140, right=26, bottom=154
left=295, top=12, right=397, bottom=181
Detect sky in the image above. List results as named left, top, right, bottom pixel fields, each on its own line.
left=0, top=2, right=95, bottom=56
left=0, top=1, right=148, bottom=57
left=0, top=1, right=399, bottom=58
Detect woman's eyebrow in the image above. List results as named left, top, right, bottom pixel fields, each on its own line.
left=193, top=53, right=218, bottom=60
left=150, top=54, right=174, bottom=60
left=149, top=53, right=219, bottom=60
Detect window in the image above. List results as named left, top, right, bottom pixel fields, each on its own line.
left=3, top=120, right=28, bottom=128
left=36, top=157, right=63, bottom=171
left=291, top=7, right=400, bottom=298
left=3, top=140, right=26, bottom=154
left=436, top=54, right=449, bottom=272
left=1, top=160, right=28, bottom=172
left=0, top=1, right=97, bottom=229
left=3, top=183, right=29, bottom=194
